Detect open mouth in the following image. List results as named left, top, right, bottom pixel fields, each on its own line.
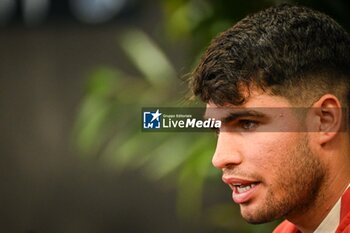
left=231, top=183, right=258, bottom=194
left=222, top=176, right=261, bottom=204
left=228, top=182, right=260, bottom=204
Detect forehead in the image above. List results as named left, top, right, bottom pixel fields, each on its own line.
left=204, top=92, right=293, bottom=119
left=206, top=92, right=292, bottom=109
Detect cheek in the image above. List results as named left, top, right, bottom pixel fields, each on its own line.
left=243, top=132, right=300, bottom=176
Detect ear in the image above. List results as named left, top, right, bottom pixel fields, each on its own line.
left=309, top=94, right=343, bottom=146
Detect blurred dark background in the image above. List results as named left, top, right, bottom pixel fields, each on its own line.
left=1, top=0, right=350, bottom=232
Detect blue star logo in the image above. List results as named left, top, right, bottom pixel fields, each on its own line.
left=143, top=109, right=162, bottom=129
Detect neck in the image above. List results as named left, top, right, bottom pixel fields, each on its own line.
left=287, top=150, right=350, bottom=233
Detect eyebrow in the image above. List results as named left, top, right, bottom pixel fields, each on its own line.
left=206, top=110, right=267, bottom=123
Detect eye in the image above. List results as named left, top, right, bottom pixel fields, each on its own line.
left=238, top=119, right=259, bottom=131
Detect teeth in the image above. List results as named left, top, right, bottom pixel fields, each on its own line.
left=235, top=184, right=256, bottom=194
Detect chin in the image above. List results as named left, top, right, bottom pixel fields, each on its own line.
left=243, top=215, right=270, bottom=224
left=240, top=206, right=281, bottom=224
left=243, top=214, right=278, bottom=225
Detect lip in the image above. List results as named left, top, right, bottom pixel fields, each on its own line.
left=222, top=176, right=258, bottom=185
left=222, top=176, right=260, bottom=204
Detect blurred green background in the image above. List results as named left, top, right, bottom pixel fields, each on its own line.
left=1, top=0, right=350, bottom=232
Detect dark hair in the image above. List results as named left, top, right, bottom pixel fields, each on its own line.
left=191, top=4, right=350, bottom=107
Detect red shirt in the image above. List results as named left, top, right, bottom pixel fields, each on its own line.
left=273, top=187, right=350, bottom=233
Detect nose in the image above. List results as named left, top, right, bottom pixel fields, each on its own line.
left=212, top=133, right=243, bottom=169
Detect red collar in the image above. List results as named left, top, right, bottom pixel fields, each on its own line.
left=340, top=187, right=350, bottom=220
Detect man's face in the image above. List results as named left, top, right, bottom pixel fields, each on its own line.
left=205, top=91, right=325, bottom=223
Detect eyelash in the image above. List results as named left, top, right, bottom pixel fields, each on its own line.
left=211, top=119, right=259, bottom=135
left=237, top=119, right=259, bottom=131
